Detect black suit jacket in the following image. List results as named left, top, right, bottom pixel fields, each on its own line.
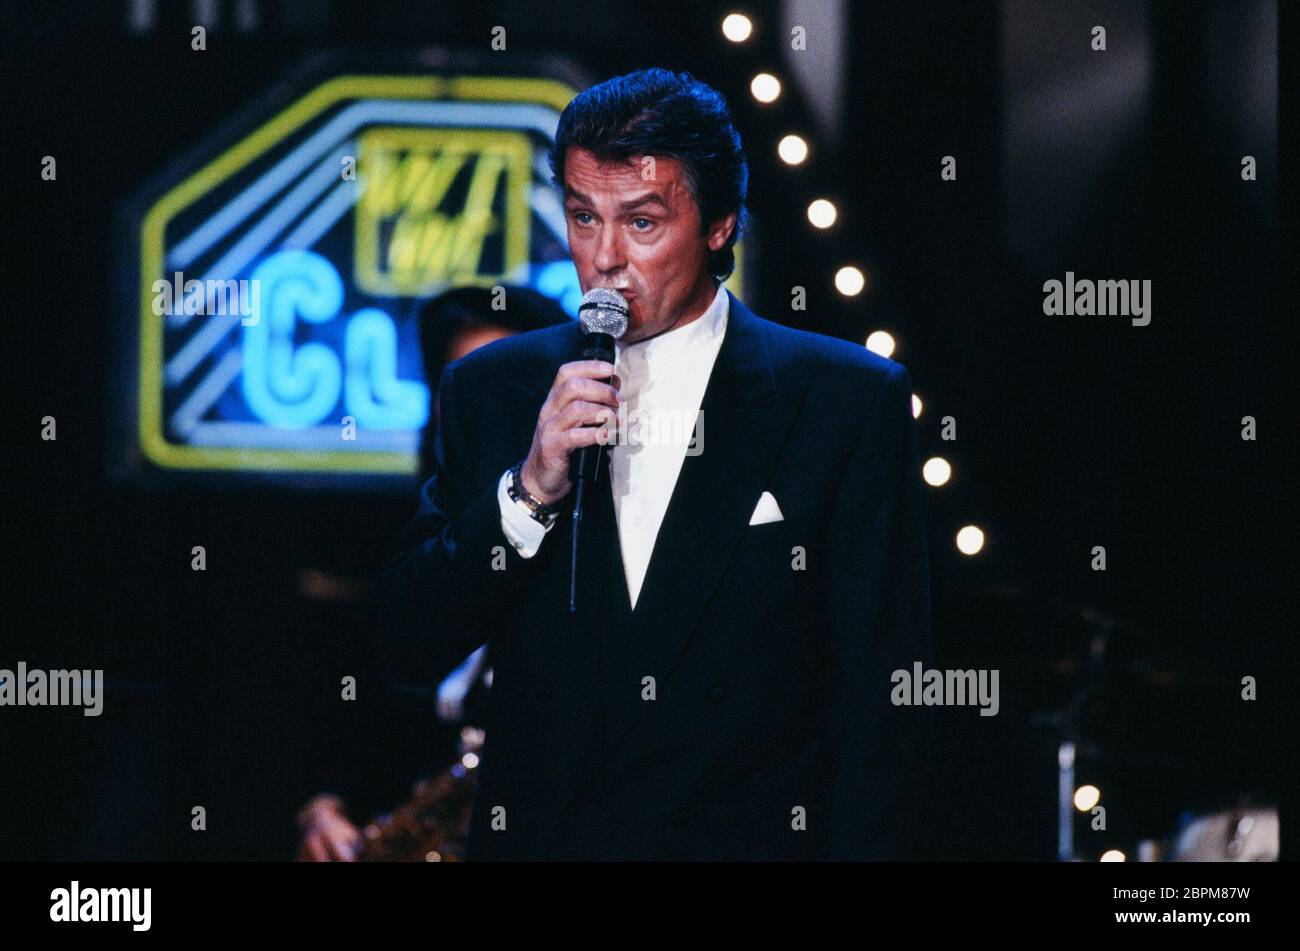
left=380, top=290, right=932, bottom=861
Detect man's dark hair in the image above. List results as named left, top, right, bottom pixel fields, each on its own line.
left=549, top=67, right=749, bottom=281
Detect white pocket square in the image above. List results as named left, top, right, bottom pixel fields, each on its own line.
left=748, top=491, right=785, bottom=526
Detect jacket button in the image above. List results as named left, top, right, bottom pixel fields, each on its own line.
left=705, top=685, right=727, bottom=703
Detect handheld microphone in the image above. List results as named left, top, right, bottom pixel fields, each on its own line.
left=568, top=287, right=629, bottom=614
left=571, top=287, right=630, bottom=484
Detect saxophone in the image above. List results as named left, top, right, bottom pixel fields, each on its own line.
left=355, top=725, right=484, bottom=862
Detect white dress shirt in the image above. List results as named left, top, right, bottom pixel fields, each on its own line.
left=498, top=282, right=730, bottom=610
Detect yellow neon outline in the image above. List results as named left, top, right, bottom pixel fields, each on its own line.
left=353, top=126, right=532, bottom=297
left=138, top=75, right=575, bottom=473
left=724, top=240, right=745, bottom=301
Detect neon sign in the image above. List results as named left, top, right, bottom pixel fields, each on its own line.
left=123, top=73, right=580, bottom=479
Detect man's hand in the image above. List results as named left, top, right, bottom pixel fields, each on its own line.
left=519, top=359, right=624, bottom=505
left=295, top=794, right=361, bottom=862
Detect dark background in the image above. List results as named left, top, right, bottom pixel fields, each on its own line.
left=1, top=0, right=1289, bottom=861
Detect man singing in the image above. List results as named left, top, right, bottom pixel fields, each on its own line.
left=381, top=67, right=932, bottom=861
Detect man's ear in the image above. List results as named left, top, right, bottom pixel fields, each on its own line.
left=707, top=212, right=738, bottom=251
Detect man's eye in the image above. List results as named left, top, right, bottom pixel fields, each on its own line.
left=632, top=218, right=653, bottom=230
left=572, top=211, right=592, bottom=225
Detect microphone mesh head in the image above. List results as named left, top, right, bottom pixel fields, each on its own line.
left=578, top=287, right=630, bottom=338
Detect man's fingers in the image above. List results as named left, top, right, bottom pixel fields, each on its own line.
left=541, top=423, right=608, bottom=458
left=527, top=358, right=623, bottom=501
left=544, top=362, right=615, bottom=406
left=555, top=359, right=615, bottom=385
left=562, top=375, right=622, bottom=404
left=557, top=399, right=618, bottom=430
left=569, top=425, right=613, bottom=449
left=539, top=371, right=619, bottom=427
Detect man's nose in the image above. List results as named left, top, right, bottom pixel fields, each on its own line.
left=592, top=223, right=626, bottom=275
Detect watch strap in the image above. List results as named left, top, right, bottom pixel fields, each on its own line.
left=508, top=462, right=561, bottom=526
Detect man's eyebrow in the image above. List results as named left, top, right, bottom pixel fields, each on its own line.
left=564, top=188, right=670, bottom=212
left=563, top=186, right=593, bottom=206
left=619, top=193, right=670, bottom=212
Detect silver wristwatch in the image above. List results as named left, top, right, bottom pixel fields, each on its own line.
left=507, top=461, right=562, bottom=527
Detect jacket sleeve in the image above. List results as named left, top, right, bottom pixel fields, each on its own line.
left=378, top=360, right=552, bottom=688
left=826, top=362, right=934, bottom=860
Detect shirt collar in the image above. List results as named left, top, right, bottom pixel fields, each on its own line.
left=614, top=282, right=729, bottom=374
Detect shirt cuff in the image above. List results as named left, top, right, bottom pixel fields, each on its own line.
left=497, top=468, right=553, bottom=558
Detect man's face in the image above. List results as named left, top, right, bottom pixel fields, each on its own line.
left=562, top=147, right=735, bottom=344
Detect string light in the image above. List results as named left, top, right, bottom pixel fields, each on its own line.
left=722, top=13, right=753, bottom=42
left=865, top=330, right=895, bottom=357
left=750, top=72, right=781, bottom=103
left=923, top=457, right=952, bottom=487
left=956, top=525, right=985, bottom=555
left=807, top=198, right=837, bottom=228
left=778, top=134, right=809, bottom=165
left=834, top=266, right=865, bottom=296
